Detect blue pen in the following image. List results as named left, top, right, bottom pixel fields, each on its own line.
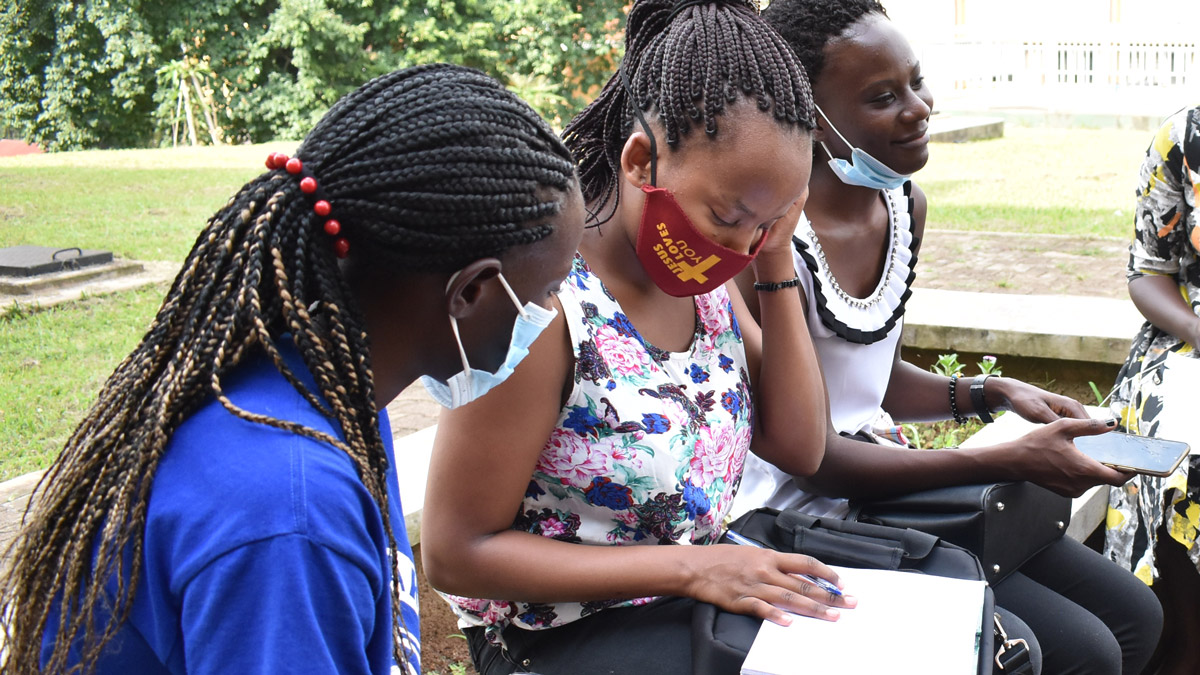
left=724, top=530, right=844, bottom=597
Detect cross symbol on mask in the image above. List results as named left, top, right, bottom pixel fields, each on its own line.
left=675, top=255, right=722, bottom=283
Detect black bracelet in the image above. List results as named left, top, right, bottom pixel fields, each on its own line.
left=970, top=374, right=995, bottom=423
left=948, top=374, right=968, bottom=424
left=753, top=276, right=800, bottom=292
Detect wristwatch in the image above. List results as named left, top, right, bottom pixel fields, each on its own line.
left=970, top=374, right=995, bottom=424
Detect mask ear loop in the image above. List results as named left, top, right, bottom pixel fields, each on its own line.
left=443, top=269, right=474, bottom=391
left=814, top=102, right=852, bottom=162
left=619, top=65, right=658, bottom=187
left=495, top=272, right=531, bottom=320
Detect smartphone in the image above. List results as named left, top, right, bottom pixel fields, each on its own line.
left=1074, top=432, right=1190, bottom=477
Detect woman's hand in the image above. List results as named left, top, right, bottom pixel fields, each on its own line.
left=987, top=377, right=1088, bottom=423
left=748, top=193, right=806, bottom=266
left=686, top=544, right=857, bottom=626
left=1004, top=417, right=1134, bottom=497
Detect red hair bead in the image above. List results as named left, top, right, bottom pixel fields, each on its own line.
left=265, top=154, right=277, bottom=170
left=314, top=200, right=331, bottom=216
left=333, top=238, right=350, bottom=258
left=300, top=176, right=318, bottom=194
left=285, top=157, right=303, bottom=174
left=323, top=219, right=341, bottom=236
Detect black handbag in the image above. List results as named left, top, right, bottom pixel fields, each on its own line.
left=692, top=508, right=1030, bottom=675
left=849, top=481, right=1070, bottom=584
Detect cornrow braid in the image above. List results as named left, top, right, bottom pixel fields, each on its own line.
left=761, top=0, right=888, bottom=86
left=0, top=63, right=576, bottom=674
left=562, top=0, right=815, bottom=225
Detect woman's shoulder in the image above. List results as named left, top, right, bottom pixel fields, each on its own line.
left=149, top=350, right=387, bottom=579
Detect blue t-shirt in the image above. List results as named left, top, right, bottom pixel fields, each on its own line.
left=44, top=340, right=421, bottom=674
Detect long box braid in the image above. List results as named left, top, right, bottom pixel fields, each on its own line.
left=0, top=63, right=575, bottom=674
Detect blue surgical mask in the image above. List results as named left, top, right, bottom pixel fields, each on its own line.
left=815, top=103, right=911, bottom=191
left=420, top=271, right=557, bottom=409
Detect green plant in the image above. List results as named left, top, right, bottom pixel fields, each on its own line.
left=977, top=355, right=1002, bottom=376
left=930, top=353, right=965, bottom=377
left=907, top=419, right=985, bottom=449
left=1088, top=381, right=1107, bottom=406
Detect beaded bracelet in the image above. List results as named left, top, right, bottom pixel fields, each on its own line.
left=948, top=373, right=968, bottom=424
left=753, top=277, right=801, bottom=292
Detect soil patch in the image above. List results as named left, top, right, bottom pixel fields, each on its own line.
left=916, top=230, right=1129, bottom=300
left=0, top=140, right=42, bottom=157
left=416, top=544, right=473, bottom=672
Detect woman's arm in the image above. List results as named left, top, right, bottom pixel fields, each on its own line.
left=1125, top=110, right=1200, bottom=347
left=882, top=356, right=1088, bottom=425
left=793, top=415, right=1129, bottom=499
left=733, top=197, right=828, bottom=477
left=420, top=303, right=852, bottom=625
left=789, top=183, right=1124, bottom=499
left=1129, top=274, right=1200, bottom=347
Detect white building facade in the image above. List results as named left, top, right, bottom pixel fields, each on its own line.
left=884, top=0, right=1198, bottom=118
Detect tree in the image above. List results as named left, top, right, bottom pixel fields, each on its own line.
left=0, top=0, right=159, bottom=150
left=0, top=0, right=628, bottom=150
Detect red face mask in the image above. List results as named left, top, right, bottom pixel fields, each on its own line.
left=635, top=183, right=765, bottom=297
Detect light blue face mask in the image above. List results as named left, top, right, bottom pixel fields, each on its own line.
left=420, top=270, right=557, bottom=409
left=815, top=103, right=911, bottom=191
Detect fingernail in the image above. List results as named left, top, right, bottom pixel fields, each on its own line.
left=842, top=595, right=858, bottom=608
left=780, top=614, right=793, bottom=626
left=825, top=608, right=840, bottom=619
left=1106, top=418, right=1117, bottom=427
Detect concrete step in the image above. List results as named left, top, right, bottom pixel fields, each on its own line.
left=929, top=115, right=1006, bottom=143
left=0, top=259, right=144, bottom=296
left=903, top=288, right=1144, bottom=365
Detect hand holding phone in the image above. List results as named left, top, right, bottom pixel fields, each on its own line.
left=1074, top=432, right=1190, bottom=477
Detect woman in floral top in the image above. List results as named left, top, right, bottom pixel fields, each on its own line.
left=420, top=1, right=851, bottom=673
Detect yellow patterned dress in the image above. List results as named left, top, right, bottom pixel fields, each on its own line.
left=1106, top=105, right=1200, bottom=585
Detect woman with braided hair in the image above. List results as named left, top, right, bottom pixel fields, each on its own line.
left=0, top=63, right=584, bottom=674
left=420, top=1, right=850, bottom=673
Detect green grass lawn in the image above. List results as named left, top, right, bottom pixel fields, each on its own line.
left=0, top=127, right=1153, bottom=479
left=920, top=125, right=1149, bottom=238
left=0, top=144, right=282, bottom=479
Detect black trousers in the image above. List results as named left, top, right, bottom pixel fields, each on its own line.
left=992, top=536, right=1163, bottom=675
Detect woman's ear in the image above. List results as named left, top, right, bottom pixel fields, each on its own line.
left=619, top=131, right=655, bottom=188
left=445, top=258, right=502, bottom=319
left=812, top=118, right=828, bottom=145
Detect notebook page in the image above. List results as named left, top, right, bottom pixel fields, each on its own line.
left=740, top=566, right=986, bottom=675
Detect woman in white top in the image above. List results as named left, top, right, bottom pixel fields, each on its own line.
left=733, top=1, right=1164, bottom=673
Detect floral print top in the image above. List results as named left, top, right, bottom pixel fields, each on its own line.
left=443, top=252, right=753, bottom=643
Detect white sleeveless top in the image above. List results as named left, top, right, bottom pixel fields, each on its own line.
left=732, top=183, right=918, bottom=519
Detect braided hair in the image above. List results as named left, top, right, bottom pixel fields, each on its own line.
left=0, top=63, right=575, bottom=674
left=761, top=0, right=888, bottom=86
left=561, top=0, right=816, bottom=225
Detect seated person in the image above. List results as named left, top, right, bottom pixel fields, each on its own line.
left=0, top=64, right=584, bottom=674
left=732, top=2, right=1163, bottom=673
left=419, top=2, right=852, bottom=674
left=1107, top=103, right=1200, bottom=667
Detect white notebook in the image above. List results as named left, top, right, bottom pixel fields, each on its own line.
left=740, top=566, right=986, bottom=675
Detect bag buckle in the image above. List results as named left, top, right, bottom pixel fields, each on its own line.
left=993, top=614, right=1030, bottom=672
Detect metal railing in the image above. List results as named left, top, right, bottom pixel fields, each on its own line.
left=921, top=39, right=1196, bottom=92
